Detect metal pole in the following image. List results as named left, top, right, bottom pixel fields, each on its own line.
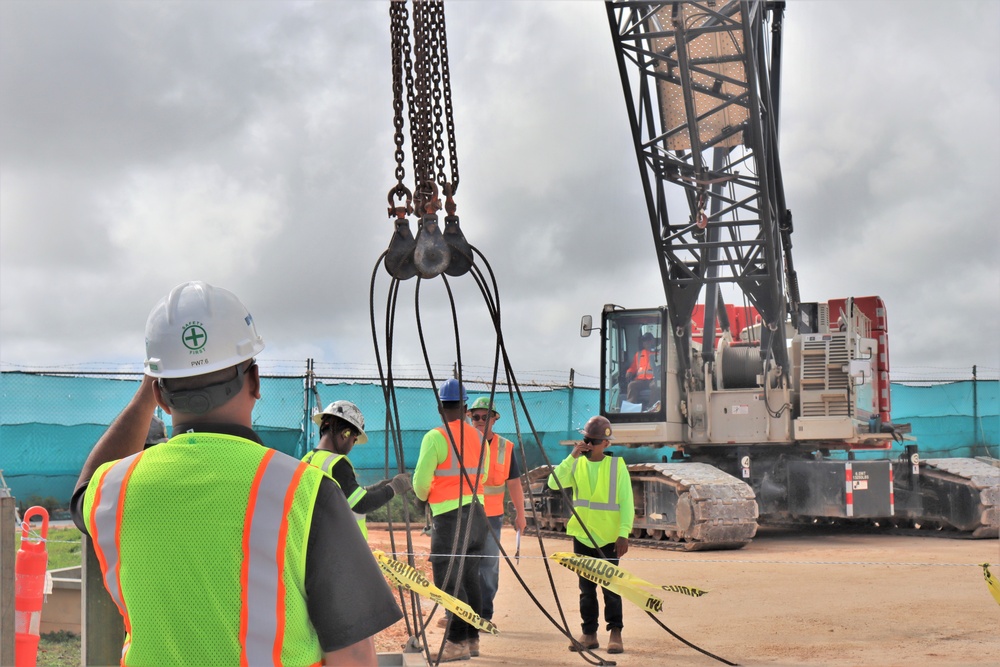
left=567, top=368, right=575, bottom=434
left=303, top=358, right=315, bottom=456
left=82, top=535, right=124, bottom=665
left=972, top=365, right=979, bottom=451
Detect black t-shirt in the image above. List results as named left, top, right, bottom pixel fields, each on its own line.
left=321, top=454, right=396, bottom=514
left=70, top=422, right=402, bottom=652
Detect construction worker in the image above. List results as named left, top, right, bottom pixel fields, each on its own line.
left=625, top=332, right=656, bottom=382
left=624, top=332, right=657, bottom=401
left=467, top=396, right=526, bottom=624
left=413, top=378, right=489, bottom=663
left=304, top=400, right=412, bottom=539
left=70, top=281, right=401, bottom=666
left=548, top=415, right=634, bottom=655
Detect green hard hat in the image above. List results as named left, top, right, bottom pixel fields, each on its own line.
left=468, top=396, right=499, bottom=416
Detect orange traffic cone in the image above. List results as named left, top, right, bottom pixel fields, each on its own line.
left=15, top=506, right=49, bottom=667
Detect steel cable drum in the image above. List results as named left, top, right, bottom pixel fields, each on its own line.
left=715, top=342, right=764, bottom=389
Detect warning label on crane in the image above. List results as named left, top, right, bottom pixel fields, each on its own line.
left=550, top=552, right=708, bottom=614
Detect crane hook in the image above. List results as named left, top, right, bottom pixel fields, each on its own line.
left=385, top=185, right=418, bottom=280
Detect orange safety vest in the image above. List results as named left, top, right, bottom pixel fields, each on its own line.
left=630, top=349, right=654, bottom=380
left=427, top=420, right=487, bottom=506
left=483, top=434, right=514, bottom=517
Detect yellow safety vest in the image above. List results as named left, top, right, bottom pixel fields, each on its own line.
left=302, top=449, right=369, bottom=538
left=83, top=433, right=324, bottom=666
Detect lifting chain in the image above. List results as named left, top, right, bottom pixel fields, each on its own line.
left=385, top=0, right=417, bottom=280
left=384, top=0, right=471, bottom=281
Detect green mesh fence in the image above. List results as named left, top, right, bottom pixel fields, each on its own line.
left=1, top=371, right=996, bottom=507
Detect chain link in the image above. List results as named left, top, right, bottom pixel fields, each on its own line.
left=389, top=1, right=408, bottom=189
left=436, top=2, right=459, bottom=194
left=388, top=0, right=460, bottom=217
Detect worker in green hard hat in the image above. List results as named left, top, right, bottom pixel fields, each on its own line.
left=467, top=396, right=526, bottom=625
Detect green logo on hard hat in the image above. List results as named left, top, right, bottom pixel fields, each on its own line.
left=182, top=322, right=207, bottom=353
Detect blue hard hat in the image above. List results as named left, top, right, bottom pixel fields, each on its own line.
left=438, top=378, right=468, bottom=402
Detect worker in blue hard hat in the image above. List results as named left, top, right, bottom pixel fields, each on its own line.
left=412, top=378, right=490, bottom=662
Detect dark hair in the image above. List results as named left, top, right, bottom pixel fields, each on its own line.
left=320, top=415, right=351, bottom=435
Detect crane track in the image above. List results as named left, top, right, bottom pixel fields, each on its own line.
left=525, top=527, right=742, bottom=552
left=526, top=462, right=758, bottom=551
left=528, top=519, right=987, bottom=550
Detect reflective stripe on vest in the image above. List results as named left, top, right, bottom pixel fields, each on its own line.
left=571, top=456, right=621, bottom=512
left=241, top=449, right=306, bottom=663
left=89, top=446, right=311, bottom=664
left=89, top=451, right=144, bottom=632
left=484, top=436, right=508, bottom=494
left=633, top=350, right=653, bottom=380
left=434, top=425, right=483, bottom=479
left=484, top=435, right=511, bottom=516
left=427, top=422, right=486, bottom=507
left=302, top=450, right=368, bottom=537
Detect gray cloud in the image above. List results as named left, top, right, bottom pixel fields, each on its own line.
left=1, top=0, right=997, bottom=383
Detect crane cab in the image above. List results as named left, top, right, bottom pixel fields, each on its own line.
left=591, top=306, right=684, bottom=446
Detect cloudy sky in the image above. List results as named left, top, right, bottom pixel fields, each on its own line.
left=2, top=0, right=998, bottom=386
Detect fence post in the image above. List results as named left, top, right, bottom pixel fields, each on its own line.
left=0, top=495, right=15, bottom=667
left=972, top=365, right=978, bottom=449
left=302, top=358, right=316, bottom=457
left=82, top=535, right=124, bottom=666
left=566, top=368, right=576, bottom=433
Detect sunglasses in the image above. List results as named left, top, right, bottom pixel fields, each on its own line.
left=469, top=413, right=493, bottom=422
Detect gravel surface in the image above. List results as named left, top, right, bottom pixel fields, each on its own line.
left=369, top=525, right=998, bottom=666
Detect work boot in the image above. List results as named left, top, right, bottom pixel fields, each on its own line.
left=608, top=628, right=624, bottom=654
left=437, top=640, right=470, bottom=663
left=568, top=633, right=599, bottom=651
left=467, top=637, right=480, bottom=657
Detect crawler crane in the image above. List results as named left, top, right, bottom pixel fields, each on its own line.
left=528, top=1, right=999, bottom=549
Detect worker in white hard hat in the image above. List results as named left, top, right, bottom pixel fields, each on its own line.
left=70, top=281, right=401, bottom=666
left=304, top=400, right=411, bottom=539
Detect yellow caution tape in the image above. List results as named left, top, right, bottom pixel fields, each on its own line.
left=550, top=552, right=708, bottom=614
left=982, top=563, right=1000, bottom=606
left=372, top=550, right=498, bottom=634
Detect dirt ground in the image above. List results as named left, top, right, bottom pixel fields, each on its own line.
left=369, top=525, right=998, bottom=667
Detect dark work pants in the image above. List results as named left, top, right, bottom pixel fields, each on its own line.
left=573, top=537, right=623, bottom=634
left=431, top=502, right=488, bottom=643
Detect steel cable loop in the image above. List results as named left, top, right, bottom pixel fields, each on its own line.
left=369, top=253, right=425, bottom=649
left=369, top=250, right=598, bottom=663
left=468, top=245, right=739, bottom=664
left=461, top=253, right=616, bottom=665
left=368, top=240, right=732, bottom=664
left=413, top=276, right=488, bottom=665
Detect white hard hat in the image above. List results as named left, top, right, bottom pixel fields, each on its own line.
left=313, top=400, right=368, bottom=444
left=144, top=281, right=265, bottom=379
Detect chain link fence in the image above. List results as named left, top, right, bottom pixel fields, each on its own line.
left=1, top=363, right=996, bottom=510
